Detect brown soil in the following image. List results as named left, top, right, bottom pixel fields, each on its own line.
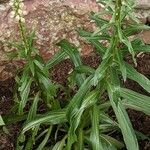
left=0, top=53, right=150, bottom=150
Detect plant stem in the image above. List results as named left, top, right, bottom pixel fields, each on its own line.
left=18, top=20, right=29, bottom=54
left=113, top=0, right=122, bottom=58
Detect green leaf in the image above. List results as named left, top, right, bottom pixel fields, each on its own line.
left=68, top=89, right=97, bottom=136
left=74, top=65, right=95, bottom=75
left=77, top=28, right=110, bottom=41
left=92, top=23, right=112, bottom=36
left=46, top=50, right=66, bottom=69
left=18, top=66, right=30, bottom=92
left=101, top=134, right=124, bottom=149
left=131, top=39, right=150, bottom=53
left=37, top=72, right=56, bottom=96
left=135, top=44, right=150, bottom=52
left=120, top=33, right=136, bottom=65
left=122, top=39, right=150, bottom=53
left=119, top=88, right=150, bottom=115
left=99, top=124, right=117, bottom=133
left=77, top=28, right=107, bottom=55
left=27, top=92, right=40, bottom=122
left=0, top=115, right=5, bottom=126
left=29, top=61, right=35, bottom=76
left=67, top=88, right=98, bottom=149
left=19, top=78, right=33, bottom=114
left=37, top=126, right=52, bottom=150
left=57, top=40, right=82, bottom=67
left=92, top=56, right=111, bottom=86
left=66, top=76, right=92, bottom=122
left=90, top=40, right=106, bottom=55
left=117, top=101, right=139, bottom=150
left=57, top=39, right=85, bottom=86
left=76, top=127, right=84, bottom=150
left=18, top=75, right=28, bottom=92
left=27, top=30, right=36, bottom=48
left=100, top=113, right=117, bottom=126
left=90, top=11, right=109, bottom=27
left=23, top=109, right=66, bottom=133
left=52, top=135, right=67, bottom=150
left=107, top=84, right=139, bottom=150
left=109, top=67, right=120, bottom=87
left=103, top=35, right=117, bottom=59
left=25, top=126, right=40, bottom=150
left=125, top=63, right=150, bottom=93
left=90, top=105, right=104, bottom=150
left=34, top=59, right=44, bottom=71
left=3, top=113, right=27, bottom=125
left=124, top=24, right=150, bottom=36
left=76, top=29, right=98, bottom=39
left=116, top=52, right=127, bottom=81
left=34, top=60, right=49, bottom=76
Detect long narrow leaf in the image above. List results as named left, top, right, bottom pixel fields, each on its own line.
left=125, top=63, right=150, bottom=93
left=19, top=78, right=33, bottom=114
left=52, top=135, right=67, bottom=150
left=46, top=50, right=66, bottom=69
left=0, top=115, right=5, bottom=126
left=119, top=88, right=150, bottom=115
left=116, top=52, right=127, bottom=81
left=90, top=105, right=104, bottom=150
left=37, top=126, right=52, bottom=150
left=67, top=89, right=98, bottom=149
left=101, top=134, right=124, bottom=149
left=74, top=65, right=95, bottom=75
left=92, top=56, right=111, bottom=86
left=27, top=92, right=40, bottom=122
left=57, top=39, right=85, bottom=86
left=66, top=76, right=92, bottom=121
left=118, top=100, right=139, bottom=150
left=107, top=83, right=139, bottom=150
left=23, top=109, right=66, bottom=133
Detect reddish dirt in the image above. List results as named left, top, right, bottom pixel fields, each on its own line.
left=0, top=53, right=150, bottom=149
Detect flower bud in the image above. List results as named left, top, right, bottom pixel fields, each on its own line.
left=15, top=15, right=20, bottom=22
left=9, top=0, right=26, bottom=23
left=20, top=2, right=25, bottom=9
left=18, top=9, right=23, bottom=15
left=20, top=17, right=25, bottom=23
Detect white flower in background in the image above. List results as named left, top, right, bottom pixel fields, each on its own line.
left=9, top=0, right=27, bottom=23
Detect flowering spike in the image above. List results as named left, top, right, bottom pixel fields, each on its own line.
left=9, top=0, right=27, bottom=23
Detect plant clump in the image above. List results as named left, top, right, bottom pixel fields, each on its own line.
left=0, top=0, right=150, bottom=150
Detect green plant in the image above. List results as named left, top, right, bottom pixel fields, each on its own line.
left=48, top=0, right=150, bottom=149
left=4, top=0, right=61, bottom=149
left=3, top=0, right=150, bottom=149
left=0, top=115, right=5, bottom=126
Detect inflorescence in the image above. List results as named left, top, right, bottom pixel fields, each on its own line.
left=9, top=0, right=27, bottom=23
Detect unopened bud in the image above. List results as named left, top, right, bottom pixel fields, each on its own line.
left=15, top=15, right=20, bottom=22
left=20, top=17, right=25, bottom=23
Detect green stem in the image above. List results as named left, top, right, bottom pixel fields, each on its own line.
left=113, top=0, right=122, bottom=58
left=19, top=20, right=29, bottom=54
